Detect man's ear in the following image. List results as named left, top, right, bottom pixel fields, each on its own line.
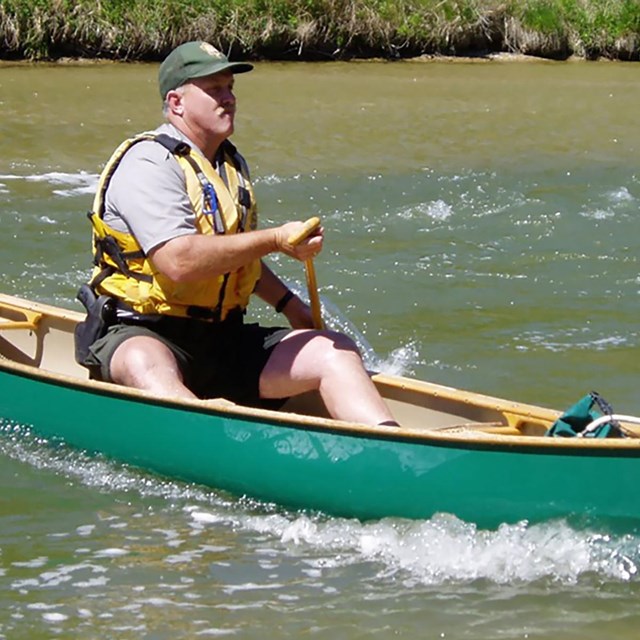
left=166, top=89, right=185, bottom=115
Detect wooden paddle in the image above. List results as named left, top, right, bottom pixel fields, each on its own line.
left=287, top=216, right=324, bottom=330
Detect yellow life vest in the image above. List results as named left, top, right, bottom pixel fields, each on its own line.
left=88, top=133, right=261, bottom=322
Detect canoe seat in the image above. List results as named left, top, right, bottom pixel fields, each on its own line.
left=0, top=301, right=43, bottom=331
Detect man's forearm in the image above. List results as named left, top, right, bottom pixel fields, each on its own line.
left=150, top=229, right=279, bottom=282
left=254, top=263, right=290, bottom=307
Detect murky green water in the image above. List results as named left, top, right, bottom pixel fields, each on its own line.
left=1, top=59, right=640, bottom=639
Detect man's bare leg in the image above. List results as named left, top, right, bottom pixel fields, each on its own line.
left=109, top=336, right=195, bottom=398
left=260, top=329, right=399, bottom=426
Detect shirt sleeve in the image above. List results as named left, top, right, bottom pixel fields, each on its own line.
left=103, top=139, right=197, bottom=254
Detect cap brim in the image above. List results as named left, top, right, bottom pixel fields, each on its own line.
left=227, top=62, right=253, bottom=74
left=192, top=61, right=254, bottom=79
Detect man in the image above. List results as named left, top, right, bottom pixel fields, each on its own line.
left=77, top=40, right=398, bottom=427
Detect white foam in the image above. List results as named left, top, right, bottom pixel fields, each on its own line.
left=275, top=514, right=638, bottom=585
left=0, top=170, right=98, bottom=197
left=579, top=208, right=615, bottom=220
left=76, top=525, right=95, bottom=537
left=608, top=187, right=634, bottom=203
left=13, top=557, right=48, bottom=568
left=375, top=342, right=422, bottom=376
left=94, top=548, right=129, bottom=558
left=398, top=199, right=453, bottom=221
left=514, top=330, right=630, bottom=353
left=42, top=612, right=68, bottom=622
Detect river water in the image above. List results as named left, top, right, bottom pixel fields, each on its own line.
left=1, top=59, right=640, bottom=638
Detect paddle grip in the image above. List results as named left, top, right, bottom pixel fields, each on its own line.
left=287, top=217, right=321, bottom=246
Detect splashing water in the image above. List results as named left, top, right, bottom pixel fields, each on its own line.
left=2, top=421, right=639, bottom=589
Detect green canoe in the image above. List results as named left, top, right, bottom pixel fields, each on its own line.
left=1, top=293, right=639, bottom=530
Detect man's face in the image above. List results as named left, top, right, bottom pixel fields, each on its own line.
left=180, top=71, right=237, bottom=140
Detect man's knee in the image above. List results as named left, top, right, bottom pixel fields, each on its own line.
left=329, top=330, right=360, bottom=354
left=315, top=330, right=363, bottom=370
left=110, top=336, right=181, bottom=387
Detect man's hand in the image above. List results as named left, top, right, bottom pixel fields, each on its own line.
left=275, top=220, right=324, bottom=262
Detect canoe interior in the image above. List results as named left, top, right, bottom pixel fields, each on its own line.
left=0, top=295, right=88, bottom=379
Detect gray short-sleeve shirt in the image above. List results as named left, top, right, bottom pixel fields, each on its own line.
left=103, top=123, right=201, bottom=253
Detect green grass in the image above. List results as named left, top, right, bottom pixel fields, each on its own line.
left=507, top=0, right=640, bottom=58
left=0, top=0, right=638, bottom=60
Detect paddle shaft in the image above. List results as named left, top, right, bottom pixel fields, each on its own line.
left=287, top=217, right=324, bottom=330
left=303, top=258, right=324, bottom=330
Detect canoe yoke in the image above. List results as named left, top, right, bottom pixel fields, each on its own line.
left=0, top=301, right=43, bottom=332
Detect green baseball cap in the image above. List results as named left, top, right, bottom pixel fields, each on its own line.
left=159, top=41, right=253, bottom=98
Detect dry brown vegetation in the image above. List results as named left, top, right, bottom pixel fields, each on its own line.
left=0, top=0, right=638, bottom=61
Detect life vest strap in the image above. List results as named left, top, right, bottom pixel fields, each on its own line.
left=94, top=234, right=153, bottom=284
left=181, top=153, right=227, bottom=235
left=153, top=133, right=191, bottom=156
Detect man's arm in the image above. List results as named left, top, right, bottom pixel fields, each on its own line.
left=254, top=262, right=315, bottom=330
left=149, top=222, right=322, bottom=282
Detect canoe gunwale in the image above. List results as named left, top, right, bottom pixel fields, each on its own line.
left=2, top=353, right=640, bottom=455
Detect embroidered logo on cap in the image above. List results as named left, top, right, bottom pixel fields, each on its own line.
left=200, top=42, right=225, bottom=59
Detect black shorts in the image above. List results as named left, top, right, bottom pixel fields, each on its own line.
left=85, top=313, right=291, bottom=408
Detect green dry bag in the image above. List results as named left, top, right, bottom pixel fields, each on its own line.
left=545, top=391, right=625, bottom=438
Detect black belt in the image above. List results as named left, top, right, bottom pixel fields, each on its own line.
left=116, top=303, right=244, bottom=332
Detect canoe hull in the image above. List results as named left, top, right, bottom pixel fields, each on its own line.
left=2, top=363, right=639, bottom=529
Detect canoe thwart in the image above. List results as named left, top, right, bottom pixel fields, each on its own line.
left=0, top=301, right=43, bottom=332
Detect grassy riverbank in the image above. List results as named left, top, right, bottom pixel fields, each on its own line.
left=1, top=0, right=638, bottom=62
